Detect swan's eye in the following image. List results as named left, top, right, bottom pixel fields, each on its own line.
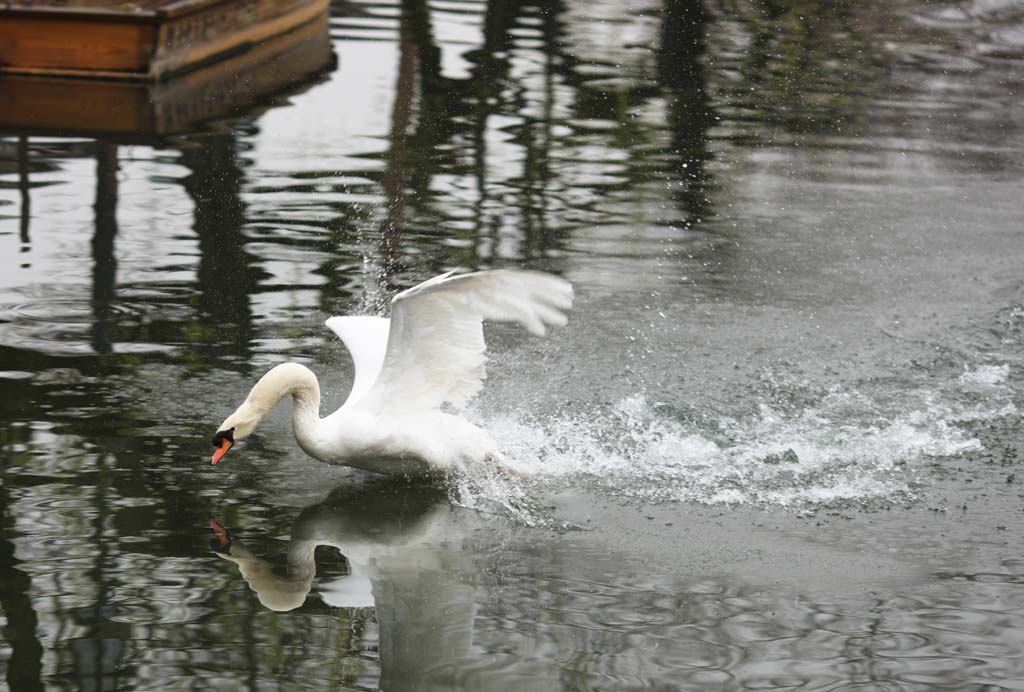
left=211, top=428, right=235, bottom=447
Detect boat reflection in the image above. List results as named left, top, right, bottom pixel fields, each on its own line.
left=2, top=15, right=334, bottom=360
left=210, top=480, right=478, bottom=690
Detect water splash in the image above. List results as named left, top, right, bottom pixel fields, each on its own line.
left=447, top=469, right=542, bottom=527
left=959, top=363, right=1010, bottom=389
left=462, top=366, right=1016, bottom=514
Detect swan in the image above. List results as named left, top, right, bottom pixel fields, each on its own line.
left=209, top=269, right=573, bottom=476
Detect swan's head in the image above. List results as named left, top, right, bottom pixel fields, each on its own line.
left=209, top=363, right=318, bottom=465
left=210, top=399, right=265, bottom=464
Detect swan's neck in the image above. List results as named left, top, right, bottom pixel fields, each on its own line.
left=256, top=361, right=320, bottom=414
left=278, top=365, right=322, bottom=447
left=225, top=363, right=323, bottom=446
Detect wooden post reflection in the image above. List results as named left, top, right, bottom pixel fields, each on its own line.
left=0, top=539, right=45, bottom=692
left=658, top=0, right=714, bottom=226
left=92, top=143, right=119, bottom=355
left=378, top=1, right=417, bottom=289
left=0, top=461, right=45, bottom=692
left=17, top=136, right=30, bottom=246
left=71, top=451, right=127, bottom=691
left=182, top=132, right=256, bottom=362
left=522, top=0, right=560, bottom=258
left=463, top=0, right=516, bottom=265
left=377, top=0, right=436, bottom=292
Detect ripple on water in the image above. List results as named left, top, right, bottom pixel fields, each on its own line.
left=459, top=562, right=1024, bottom=689
left=1, top=0, right=1024, bottom=690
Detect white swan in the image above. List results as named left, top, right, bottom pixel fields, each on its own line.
left=209, top=269, right=573, bottom=475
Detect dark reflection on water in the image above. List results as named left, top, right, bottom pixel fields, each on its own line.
left=211, top=481, right=476, bottom=690
left=3, top=0, right=1024, bottom=689
left=91, top=144, right=118, bottom=357
left=182, top=132, right=259, bottom=362
left=181, top=481, right=1024, bottom=691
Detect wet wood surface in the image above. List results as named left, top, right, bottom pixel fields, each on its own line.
left=0, top=0, right=328, bottom=80
left=0, top=13, right=333, bottom=139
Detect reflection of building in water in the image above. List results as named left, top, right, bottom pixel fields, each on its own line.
left=0, top=17, right=334, bottom=360
left=348, top=0, right=721, bottom=281
left=211, top=481, right=477, bottom=691
left=0, top=480, right=45, bottom=692
left=179, top=133, right=260, bottom=362
left=658, top=0, right=714, bottom=227
left=16, top=137, right=30, bottom=247
left=91, top=144, right=119, bottom=355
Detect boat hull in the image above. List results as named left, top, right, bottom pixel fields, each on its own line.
left=0, top=0, right=330, bottom=81
left=0, top=12, right=334, bottom=140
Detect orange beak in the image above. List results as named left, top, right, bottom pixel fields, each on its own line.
left=211, top=438, right=232, bottom=465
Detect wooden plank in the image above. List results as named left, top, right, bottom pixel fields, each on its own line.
left=0, top=16, right=155, bottom=73
left=2, top=1, right=166, bottom=9
left=150, top=0, right=328, bottom=78
left=0, top=3, right=162, bottom=20
left=0, top=65, right=151, bottom=80
left=0, top=0, right=328, bottom=80
left=156, top=0, right=249, bottom=19
left=150, top=13, right=332, bottom=130
left=0, top=0, right=252, bottom=20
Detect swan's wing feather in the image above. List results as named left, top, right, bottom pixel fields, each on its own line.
left=357, top=270, right=572, bottom=412
left=324, top=315, right=391, bottom=407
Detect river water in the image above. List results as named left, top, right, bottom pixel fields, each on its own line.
left=2, top=0, right=1024, bottom=689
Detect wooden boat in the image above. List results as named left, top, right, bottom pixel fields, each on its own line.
left=0, top=12, right=334, bottom=140
left=0, top=0, right=329, bottom=81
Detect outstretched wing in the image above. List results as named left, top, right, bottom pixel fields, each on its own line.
left=324, top=315, right=391, bottom=408
left=354, top=270, right=573, bottom=413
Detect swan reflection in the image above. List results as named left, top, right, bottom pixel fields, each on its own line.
left=210, top=480, right=477, bottom=689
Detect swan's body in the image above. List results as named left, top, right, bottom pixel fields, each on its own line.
left=210, top=269, right=573, bottom=475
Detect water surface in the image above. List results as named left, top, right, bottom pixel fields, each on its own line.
left=2, top=0, right=1024, bottom=689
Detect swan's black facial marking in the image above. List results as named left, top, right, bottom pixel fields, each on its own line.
left=211, top=428, right=235, bottom=448
left=211, top=427, right=235, bottom=465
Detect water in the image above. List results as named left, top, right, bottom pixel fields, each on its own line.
left=2, top=0, right=1024, bottom=688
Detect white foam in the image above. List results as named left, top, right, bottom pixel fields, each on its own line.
left=468, top=382, right=1014, bottom=511
left=959, top=363, right=1010, bottom=388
